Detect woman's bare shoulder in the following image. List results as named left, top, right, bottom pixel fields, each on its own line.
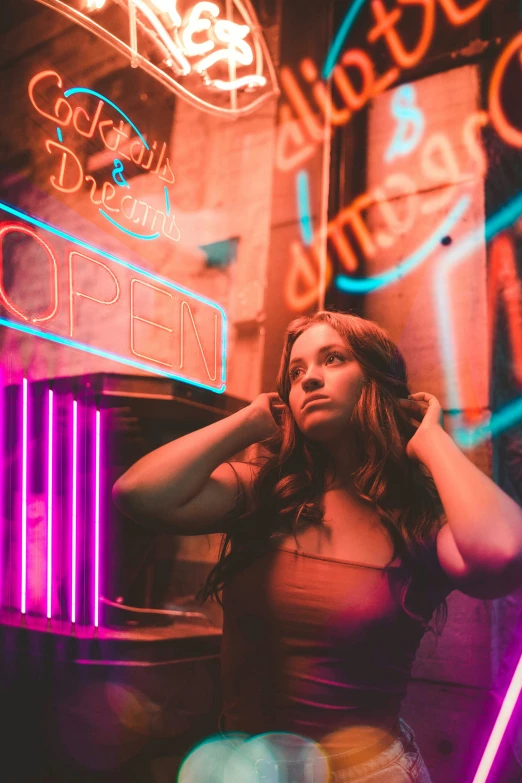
left=151, top=460, right=261, bottom=535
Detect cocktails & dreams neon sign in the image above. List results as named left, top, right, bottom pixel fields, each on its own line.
left=29, top=69, right=180, bottom=243
left=34, top=0, right=279, bottom=118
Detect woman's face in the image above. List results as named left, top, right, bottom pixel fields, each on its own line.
left=287, top=323, right=366, bottom=444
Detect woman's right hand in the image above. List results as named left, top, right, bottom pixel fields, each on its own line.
left=247, top=392, right=288, bottom=440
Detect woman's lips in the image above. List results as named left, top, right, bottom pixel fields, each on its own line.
left=303, top=398, right=329, bottom=410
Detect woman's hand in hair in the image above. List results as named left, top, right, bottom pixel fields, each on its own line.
left=247, top=392, right=288, bottom=441
left=399, top=392, right=445, bottom=461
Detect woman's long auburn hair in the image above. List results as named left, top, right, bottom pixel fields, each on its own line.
left=196, top=309, right=449, bottom=637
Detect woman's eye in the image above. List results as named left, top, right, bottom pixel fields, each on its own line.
left=290, top=352, right=344, bottom=380
left=327, top=352, right=343, bottom=364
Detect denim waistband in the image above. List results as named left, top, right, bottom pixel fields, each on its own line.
left=328, top=719, right=416, bottom=782
left=217, top=714, right=415, bottom=782
left=320, top=720, right=403, bottom=767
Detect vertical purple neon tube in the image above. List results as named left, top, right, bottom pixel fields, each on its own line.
left=47, top=388, right=53, bottom=620
left=21, top=377, right=28, bottom=615
left=0, top=369, right=3, bottom=608
left=94, top=408, right=101, bottom=628
left=71, top=397, right=78, bottom=624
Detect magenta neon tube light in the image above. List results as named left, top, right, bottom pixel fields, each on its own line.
left=21, top=377, right=28, bottom=615
left=0, top=371, right=3, bottom=603
left=94, top=408, right=101, bottom=627
left=47, top=388, right=53, bottom=620
left=472, top=652, right=522, bottom=783
left=71, top=397, right=78, bottom=624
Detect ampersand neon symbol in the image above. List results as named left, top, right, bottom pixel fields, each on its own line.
left=385, top=84, right=425, bottom=163
left=112, top=159, right=130, bottom=188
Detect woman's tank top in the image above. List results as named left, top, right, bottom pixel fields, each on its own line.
left=220, top=540, right=452, bottom=753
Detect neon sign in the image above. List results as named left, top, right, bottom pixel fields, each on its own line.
left=21, top=377, right=28, bottom=615
left=34, top=0, right=279, bottom=118
left=385, top=84, right=425, bottom=162
left=47, top=388, right=54, bottom=621
left=322, top=0, right=491, bottom=81
left=283, top=104, right=486, bottom=312
left=279, top=0, right=496, bottom=321
left=460, top=231, right=522, bottom=783
left=0, top=202, right=227, bottom=392
left=8, top=378, right=103, bottom=626
left=284, top=20, right=522, bottom=312
left=29, top=69, right=180, bottom=243
left=489, top=29, right=522, bottom=149
left=276, top=0, right=492, bottom=172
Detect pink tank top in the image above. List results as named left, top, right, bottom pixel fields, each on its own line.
left=220, top=542, right=451, bottom=747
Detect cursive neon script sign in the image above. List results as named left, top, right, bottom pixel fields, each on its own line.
left=284, top=24, right=522, bottom=309
left=29, top=69, right=180, bottom=242
left=283, top=16, right=522, bottom=315
left=284, top=104, right=486, bottom=313
left=34, top=0, right=279, bottom=118
left=276, top=0, right=492, bottom=172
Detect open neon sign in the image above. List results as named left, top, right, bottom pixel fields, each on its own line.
left=34, top=0, right=279, bottom=118
left=0, top=203, right=227, bottom=392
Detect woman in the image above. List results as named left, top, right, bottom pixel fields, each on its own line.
left=113, top=309, right=522, bottom=782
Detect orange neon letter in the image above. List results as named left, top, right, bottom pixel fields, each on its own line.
left=72, top=100, right=104, bottom=140
left=180, top=301, right=218, bottom=381
left=285, top=240, right=334, bottom=312
left=280, top=67, right=326, bottom=143
left=0, top=224, right=59, bottom=323
left=85, top=175, right=103, bottom=205
left=45, top=141, right=84, bottom=193
left=300, top=58, right=351, bottom=125
left=420, top=133, right=462, bottom=214
left=462, top=111, right=489, bottom=178
left=368, top=0, right=435, bottom=71
left=489, top=31, right=522, bottom=149
left=333, top=50, right=375, bottom=112
left=28, top=70, right=73, bottom=126
left=326, top=223, right=358, bottom=273
left=130, top=279, right=173, bottom=368
left=330, top=192, right=377, bottom=272
left=275, top=105, right=317, bottom=172
left=372, top=173, right=418, bottom=246
left=438, top=0, right=491, bottom=26
left=68, top=252, right=120, bottom=338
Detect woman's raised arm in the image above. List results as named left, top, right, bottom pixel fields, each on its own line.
left=111, top=392, right=285, bottom=534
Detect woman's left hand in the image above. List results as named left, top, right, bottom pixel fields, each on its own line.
left=399, top=392, right=445, bottom=461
